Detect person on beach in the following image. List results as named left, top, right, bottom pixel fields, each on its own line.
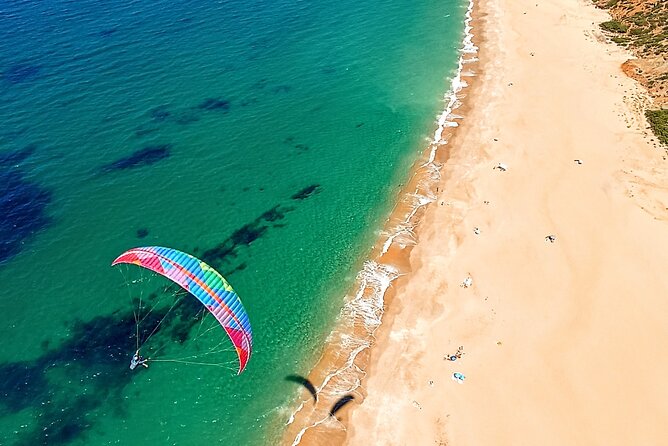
left=446, top=346, right=465, bottom=361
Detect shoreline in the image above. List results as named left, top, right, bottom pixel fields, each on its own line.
left=345, top=0, right=668, bottom=444
left=281, top=0, right=481, bottom=444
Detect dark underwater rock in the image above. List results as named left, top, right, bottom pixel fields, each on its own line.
left=149, top=105, right=171, bottom=122
left=0, top=297, right=202, bottom=444
left=3, top=63, right=42, bottom=83
left=100, top=145, right=171, bottom=172
left=0, top=149, right=51, bottom=264
left=291, top=184, right=320, bottom=200
left=197, top=98, right=230, bottom=112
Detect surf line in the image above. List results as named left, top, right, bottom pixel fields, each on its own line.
left=286, top=0, right=479, bottom=444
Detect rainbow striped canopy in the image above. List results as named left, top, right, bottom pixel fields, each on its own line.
left=112, top=246, right=253, bottom=374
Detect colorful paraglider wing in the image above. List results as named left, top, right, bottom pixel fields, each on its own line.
left=112, top=246, right=253, bottom=374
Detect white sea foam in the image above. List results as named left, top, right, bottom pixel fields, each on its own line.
left=289, top=261, right=398, bottom=445
left=288, top=1, right=478, bottom=442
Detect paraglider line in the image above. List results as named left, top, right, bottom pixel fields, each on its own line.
left=136, top=291, right=166, bottom=326
left=134, top=310, right=140, bottom=351
left=134, top=282, right=182, bottom=329
left=149, top=358, right=236, bottom=370
left=139, top=294, right=183, bottom=348
left=112, top=246, right=253, bottom=374
left=196, top=323, right=227, bottom=339
left=192, top=308, right=209, bottom=342
left=118, top=268, right=142, bottom=352
left=148, top=342, right=234, bottom=363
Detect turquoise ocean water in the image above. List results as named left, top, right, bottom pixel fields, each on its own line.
left=0, top=0, right=466, bottom=444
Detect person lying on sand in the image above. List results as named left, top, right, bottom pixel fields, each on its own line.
left=445, top=346, right=465, bottom=361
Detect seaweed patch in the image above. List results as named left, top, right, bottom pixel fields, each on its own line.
left=3, top=63, right=42, bottom=84
left=240, top=97, right=259, bottom=107
left=134, top=126, right=160, bottom=138
left=0, top=144, right=36, bottom=166
left=197, top=98, right=230, bottom=112
left=200, top=221, right=270, bottom=268
left=282, top=137, right=310, bottom=153
left=99, top=27, right=118, bottom=38
left=291, top=184, right=320, bottom=200
left=261, top=205, right=291, bottom=222
left=199, top=187, right=319, bottom=269
left=271, top=85, right=292, bottom=94
left=100, top=145, right=171, bottom=172
left=0, top=147, right=51, bottom=264
left=227, top=262, right=247, bottom=274
left=0, top=297, right=203, bottom=445
left=149, top=105, right=172, bottom=122
left=251, top=79, right=268, bottom=90
left=174, top=111, right=200, bottom=125
left=139, top=97, right=231, bottom=132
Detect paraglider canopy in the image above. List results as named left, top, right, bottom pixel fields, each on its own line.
left=112, top=246, right=253, bottom=374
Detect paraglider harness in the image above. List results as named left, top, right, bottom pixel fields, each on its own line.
left=130, top=350, right=149, bottom=370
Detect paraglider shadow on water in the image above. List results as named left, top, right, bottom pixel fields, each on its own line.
left=0, top=296, right=203, bottom=446
left=329, top=394, right=355, bottom=417
left=285, top=374, right=317, bottom=403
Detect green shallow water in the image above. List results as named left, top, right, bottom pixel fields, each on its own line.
left=0, top=0, right=466, bottom=444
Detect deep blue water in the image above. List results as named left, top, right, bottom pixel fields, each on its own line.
left=0, top=0, right=466, bottom=444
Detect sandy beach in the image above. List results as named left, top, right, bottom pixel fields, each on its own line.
left=340, top=0, right=668, bottom=444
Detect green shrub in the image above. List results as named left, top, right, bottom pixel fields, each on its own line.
left=601, top=20, right=628, bottom=33
left=630, top=13, right=648, bottom=27
left=646, top=109, right=668, bottom=145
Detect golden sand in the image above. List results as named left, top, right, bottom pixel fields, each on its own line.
left=285, top=0, right=668, bottom=444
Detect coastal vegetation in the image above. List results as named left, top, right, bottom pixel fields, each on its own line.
left=646, top=109, right=668, bottom=145
left=595, top=0, right=668, bottom=147
left=600, top=20, right=627, bottom=33
left=595, top=0, right=668, bottom=56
